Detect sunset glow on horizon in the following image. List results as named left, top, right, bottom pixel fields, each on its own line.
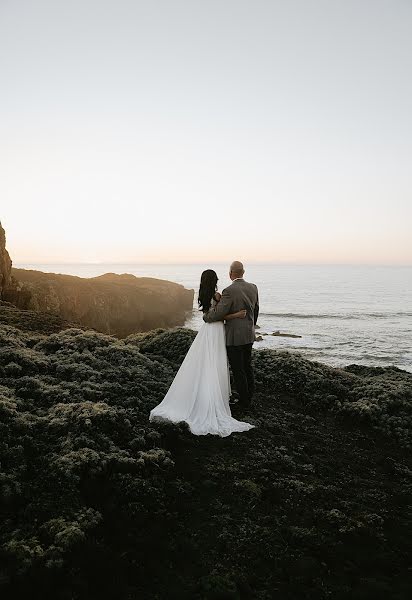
left=1, top=0, right=411, bottom=266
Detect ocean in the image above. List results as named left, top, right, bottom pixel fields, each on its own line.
left=15, top=263, right=412, bottom=372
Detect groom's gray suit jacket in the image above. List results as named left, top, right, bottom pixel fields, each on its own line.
left=203, top=279, right=259, bottom=346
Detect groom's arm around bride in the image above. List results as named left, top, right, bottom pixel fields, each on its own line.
left=203, top=262, right=259, bottom=345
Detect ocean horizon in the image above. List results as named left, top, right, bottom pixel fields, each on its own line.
left=14, top=262, right=412, bottom=373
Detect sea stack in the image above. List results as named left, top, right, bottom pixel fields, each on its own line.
left=0, top=221, right=13, bottom=298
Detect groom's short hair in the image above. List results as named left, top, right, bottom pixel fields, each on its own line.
left=230, top=261, right=244, bottom=276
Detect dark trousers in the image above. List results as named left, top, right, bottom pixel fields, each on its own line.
left=226, top=343, right=254, bottom=406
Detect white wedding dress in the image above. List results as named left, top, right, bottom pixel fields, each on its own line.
left=149, top=300, right=255, bottom=437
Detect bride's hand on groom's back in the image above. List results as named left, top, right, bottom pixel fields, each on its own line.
left=237, top=309, right=247, bottom=319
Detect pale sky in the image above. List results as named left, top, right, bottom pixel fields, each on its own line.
left=1, top=0, right=411, bottom=264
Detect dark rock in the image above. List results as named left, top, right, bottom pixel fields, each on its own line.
left=272, top=331, right=302, bottom=338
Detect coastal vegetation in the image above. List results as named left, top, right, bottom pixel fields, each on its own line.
left=0, top=304, right=411, bottom=599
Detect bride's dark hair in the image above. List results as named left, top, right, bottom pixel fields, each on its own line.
left=198, top=269, right=218, bottom=313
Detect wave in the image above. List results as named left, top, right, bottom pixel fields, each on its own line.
left=259, top=311, right=412, bottom=320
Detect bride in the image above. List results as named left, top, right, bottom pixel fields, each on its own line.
left=149, top=269, right=255, bottom=437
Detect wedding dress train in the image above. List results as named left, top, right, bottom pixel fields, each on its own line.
left=149, top=318, right=255, bottom=437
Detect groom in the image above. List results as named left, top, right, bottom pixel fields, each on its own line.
left=203, top=261, right=259, bottom=409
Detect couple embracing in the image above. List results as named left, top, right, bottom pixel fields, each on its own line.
left=150, top=261, right=259, bottom=437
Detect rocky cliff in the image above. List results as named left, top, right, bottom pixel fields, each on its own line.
left=8, top=268, right=194, bottom=337
left=0, top=222, right=194, bottom=336
left=0, top=221, right=12, bottom=298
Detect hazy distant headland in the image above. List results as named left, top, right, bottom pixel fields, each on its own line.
left=0, top=222, right=194, bottom=336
